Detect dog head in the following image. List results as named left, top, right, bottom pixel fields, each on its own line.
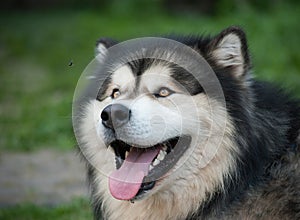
left=75, top=26, right=251, bottom=205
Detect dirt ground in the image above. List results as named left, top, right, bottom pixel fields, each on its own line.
left=0, top=149, right=88, bottom=206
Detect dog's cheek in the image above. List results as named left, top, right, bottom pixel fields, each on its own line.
left=79, top=100, right=116, bottom=174
left=83, top=100, right=110, bottom=145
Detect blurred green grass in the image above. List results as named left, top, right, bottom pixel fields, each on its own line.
left=0, top=5, right=300, bottom=151
left=0, top=198, right=93, bottom=220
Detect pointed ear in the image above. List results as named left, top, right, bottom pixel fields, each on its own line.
left=208, top=26, right=251, bottom=78
left=95, top=37, right=118, bottom=58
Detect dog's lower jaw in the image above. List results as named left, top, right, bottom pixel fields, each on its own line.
left=98, top=172, right=215, bottom=220
left=101, top=182, right=202, bottom=220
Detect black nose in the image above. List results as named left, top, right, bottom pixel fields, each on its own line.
left=101, top=104, right=130, bottom=129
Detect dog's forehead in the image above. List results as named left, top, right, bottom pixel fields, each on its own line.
left=142, top=64, right=171, bottom=77
left=112, top=65, right=135, bottom=87
left=111, top=60, right=173, bottom=89
left=139, top=64, right=173, bottom=89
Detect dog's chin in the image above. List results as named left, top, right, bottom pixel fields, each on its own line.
left=108, top=135, right=192, bottom=201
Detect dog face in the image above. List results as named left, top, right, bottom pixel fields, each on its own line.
left=84, top=59, right=212, bottom=201
left=76, top=26, right=250, bottom=215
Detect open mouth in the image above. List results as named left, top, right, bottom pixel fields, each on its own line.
left=108, top=135, right=191, bottom=201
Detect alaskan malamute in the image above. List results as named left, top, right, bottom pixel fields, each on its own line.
left=73, top=26, right=300, bottom=219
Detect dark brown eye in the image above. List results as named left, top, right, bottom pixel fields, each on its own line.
left=111, top=88, right=121, bottom=99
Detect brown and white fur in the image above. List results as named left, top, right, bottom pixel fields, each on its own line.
left=74, top=26, right=300, bottom=219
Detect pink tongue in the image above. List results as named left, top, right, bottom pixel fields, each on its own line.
left=109, top=147, right=160, bottom=200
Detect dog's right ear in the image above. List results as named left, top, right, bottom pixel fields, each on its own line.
left=95, top=37, right=118, bottom=57
left=207, top=26, right=251, bottom=80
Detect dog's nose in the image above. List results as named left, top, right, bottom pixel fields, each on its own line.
left=101, top=104, right=130, bottom=129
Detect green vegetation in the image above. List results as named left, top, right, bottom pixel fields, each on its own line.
left=0, top=4, right=300, bottom=151
left=0, top=198, right=93, bottom=220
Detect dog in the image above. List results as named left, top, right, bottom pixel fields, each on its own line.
left=73, top=26, right=300, bottom=219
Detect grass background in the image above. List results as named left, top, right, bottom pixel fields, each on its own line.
left=0, top=1, right=300, bottom=219
left=0, top=198, right=93, bottom=219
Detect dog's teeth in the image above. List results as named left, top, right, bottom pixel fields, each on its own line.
left=153, top=158, right=160, bottom=166
left=162, top=144, right=167, bottom=151
left=149, top=165, right=154, bottom=171
left=157, top=153, right=163, bottom=161
left=125, top=151, right=129, bottom=158
left=157, top=150, right=166, bottom=161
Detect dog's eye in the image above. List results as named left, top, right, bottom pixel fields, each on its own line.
left=111, top=88, right=121, bottom=99
left=155, top=87, right=173, bottom=98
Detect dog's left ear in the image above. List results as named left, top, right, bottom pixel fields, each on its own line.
left=95, top=37, right=118, bottom=58
left=208, top=26, right=251, bottom=79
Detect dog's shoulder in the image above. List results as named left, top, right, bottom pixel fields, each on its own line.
left=226, top=146, right=300, bottom=219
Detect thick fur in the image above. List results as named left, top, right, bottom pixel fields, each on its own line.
left=77, top=26, right=300, bottom=219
